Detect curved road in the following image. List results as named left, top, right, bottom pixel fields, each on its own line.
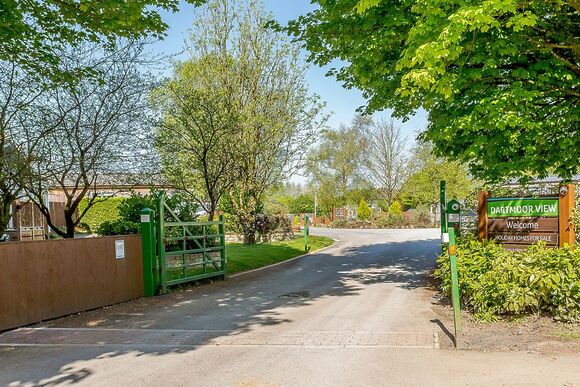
left=1, top=228, right=579, bottom=386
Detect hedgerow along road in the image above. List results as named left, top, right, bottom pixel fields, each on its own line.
left=1, top=228, right=579, bottom=386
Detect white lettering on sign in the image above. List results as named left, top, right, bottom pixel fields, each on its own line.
left=489, top=204, right=557, bottom=215
left=506, top=220, right=539, bottom=230
left=140, top=214, right=150, bottom=223
left=115, top=240, right=125, bottom=259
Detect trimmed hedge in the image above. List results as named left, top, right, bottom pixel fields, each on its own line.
left=78, top=198, right=123, bottom=233
left=436, top=238, right=580, bottom=322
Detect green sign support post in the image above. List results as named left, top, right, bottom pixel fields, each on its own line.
left=447, top=199, right=461, bottom=238
left=140, top=208, right=157, bottom=297
left=304, top=215, right=310, bottom=252
left=440, top=181, right=447, bottom=236
left=448, top=227, right=461, bottom=348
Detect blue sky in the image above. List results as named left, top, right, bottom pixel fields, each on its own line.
left=150, top=0, right=428, bottom=137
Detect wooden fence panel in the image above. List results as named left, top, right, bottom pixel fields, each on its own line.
left=0, top=235, right=143, bottom=331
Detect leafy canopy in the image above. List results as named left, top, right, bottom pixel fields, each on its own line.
left=0, top=0, right=205, bottom=81
left=287, top=0, right=580, bottom=182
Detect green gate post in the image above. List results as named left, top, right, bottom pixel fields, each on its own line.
left=304, top=215, right=310, bottom=252
left=448, top=227, right=462, bottom=348
left=219, top=214, right=228, bottom=278
left=156, top=191, right=167, bottom=294
left=140, top=208, right=157, bottom=297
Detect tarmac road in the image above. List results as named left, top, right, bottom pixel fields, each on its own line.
left=1, top=228, right=579, bottom=386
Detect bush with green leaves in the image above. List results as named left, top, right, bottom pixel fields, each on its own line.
left=436, top=239, right=580, bottom=322
left=357, top=198, right=372, bottom=220
left=78, top=197, right=123, bottom=233
left=97, top=191, right=199, bottom=236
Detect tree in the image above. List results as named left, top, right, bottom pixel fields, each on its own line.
left=0, top=0, right=206, bottom=82
left=153, top=56, right=240, bottom=220
left=288, top=194, right=315, bottom=214
left=186, top=0, right=326, bottom=244
left=307, top=116, right=369, bottom=206
left=0, top=60, right=59, bottom=236
left=286, top=1, right=579, bottom=182
left=364, top=119, right=408, bottom=206
left=24, top=42, right=152, bottom=238
left=400, top=143, right=475, bottom=207
left=357, top=198, right=372, bottom=220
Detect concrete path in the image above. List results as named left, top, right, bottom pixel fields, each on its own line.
left=1, top=228, right=579, bottom=386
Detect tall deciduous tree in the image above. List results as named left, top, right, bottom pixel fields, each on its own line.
left=185, top=0, right=326, bottom=244
left=364, top=119, right=408, bottom=207
left=25, top=42, right=152, bottom=238
left=153, top=56, right=240, bottom=221
left=307, top=116, right=369, bottom=207
left=287, top=0, right=579, bottom=182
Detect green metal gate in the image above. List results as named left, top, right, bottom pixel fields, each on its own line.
left=140, top=192, right=227, bottom=296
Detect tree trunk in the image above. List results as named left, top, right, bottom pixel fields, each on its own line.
left=64, top=209, right=76, bottom=238
left=0, top=198, right=13, bottom=236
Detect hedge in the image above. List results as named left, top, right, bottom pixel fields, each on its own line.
left=78, top=198, right=123, bottom=233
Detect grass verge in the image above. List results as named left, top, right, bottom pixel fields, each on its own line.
left=226, top=235, right=334, bottom=275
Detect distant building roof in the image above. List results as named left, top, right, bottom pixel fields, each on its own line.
left=502, top=175, right=580, bottom=187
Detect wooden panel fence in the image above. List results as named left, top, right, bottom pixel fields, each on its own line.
left=0, top=235, right=143, bottom=331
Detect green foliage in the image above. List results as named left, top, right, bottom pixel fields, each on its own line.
left=96, top=191, right=198, bottom=236
left=288, top=194, right=315, bottom=214
left=387, top=201, right=402, bottom=216
left=1, top=0, right=206, bottom=82
left=96, top=220, right=141, bottom=236
left=436, top=239, right=580, bottom=322
left=400, top=143, right=476, bottom=207
left=78, top=198, right=123, bottom=233
left=357, top=198, right=372, bottom=220
left=373, top=211, right=404, bottom=228
left=287, top=1, right=580, bottom=181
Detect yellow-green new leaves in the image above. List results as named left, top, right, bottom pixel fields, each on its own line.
left=287, top=0, right=579, bottom=182
left=355, top=0, right=381, bottom=13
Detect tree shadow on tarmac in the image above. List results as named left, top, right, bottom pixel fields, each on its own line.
left=0, top=235, right=440, bottom=386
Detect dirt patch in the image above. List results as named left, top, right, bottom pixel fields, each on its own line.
left=431, top=295, right=580, bottom=355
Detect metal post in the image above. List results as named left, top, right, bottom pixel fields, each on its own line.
left=156, top=191, right=167, bottom=294
left=219, top=214, right=227, bottom=278
left=140, top=208, right=157, bottom=297
left=440, top=180, right=447, bottom=236
left=304, top=215, right=310, bottom=252
left=448, top=227, right=462, bottom=348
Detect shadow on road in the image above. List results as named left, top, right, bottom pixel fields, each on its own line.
left=0, top=234, right=441, bottom=385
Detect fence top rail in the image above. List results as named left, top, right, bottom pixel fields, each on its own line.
left=164, top=221, right=224, bottom=227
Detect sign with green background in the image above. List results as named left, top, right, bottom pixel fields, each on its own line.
left=487, top=198, right=559, bottom=218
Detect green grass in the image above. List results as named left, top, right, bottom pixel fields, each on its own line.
left=226, top=235, right=334, bottom=275
left=553, top=331, right=580, bottom=340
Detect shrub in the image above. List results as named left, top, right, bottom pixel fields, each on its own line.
left=78, top=198, right=123, bottom=233
left=436, top=239, right=580, bottom=322
left=374, top=211, right=404, bottom=228
left=357, top=199, right=372, bottom=220
left=96, top=220, right=140, bottom=236
left=388, top=201, right=403, bottom=215
left=255, top=213, right=293, bottom=241
left=96, top=191, right=199, bottom=236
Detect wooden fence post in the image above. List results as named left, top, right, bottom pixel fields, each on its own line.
left=478, top=191, right=488, bottom=241
left=559, top=184, right=575, bottom=248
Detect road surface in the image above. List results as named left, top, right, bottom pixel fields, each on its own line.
left=1, top=228, right=579, bottom=386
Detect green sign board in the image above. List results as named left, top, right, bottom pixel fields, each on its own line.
left=487, top=198, right=559, bottom=218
